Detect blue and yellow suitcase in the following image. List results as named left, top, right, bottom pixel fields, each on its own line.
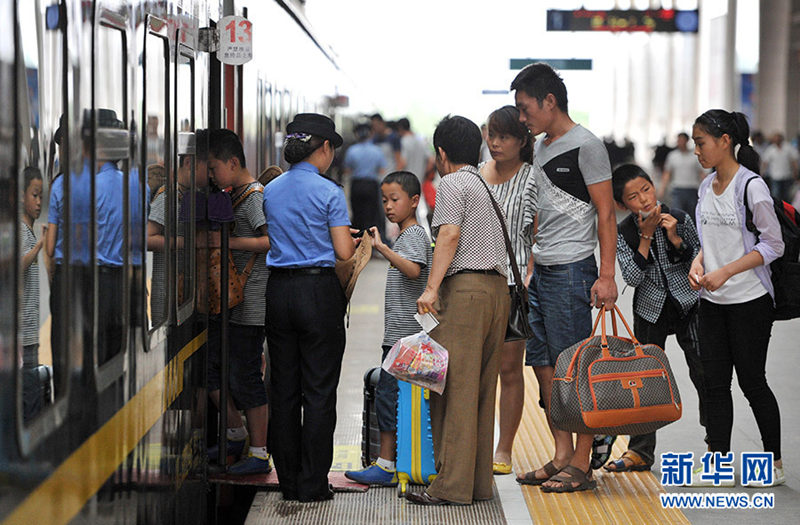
left=396, top=380, right=437, bottom=497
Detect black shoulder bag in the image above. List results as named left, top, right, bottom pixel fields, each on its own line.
left=473, top=173, right=534, bottom=341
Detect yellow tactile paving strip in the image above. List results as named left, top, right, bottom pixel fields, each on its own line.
left=506, top=366, right=690, bottom=524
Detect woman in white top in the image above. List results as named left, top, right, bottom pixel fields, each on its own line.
left=689, top=109, right=785, bottom=487
left=479, top=105, right=534, bottom=475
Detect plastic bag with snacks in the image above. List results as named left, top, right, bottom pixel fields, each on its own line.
left=381, top=331, right=449, bottom=394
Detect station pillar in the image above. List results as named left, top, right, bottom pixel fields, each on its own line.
left=756, top=0, right=800, bottom=139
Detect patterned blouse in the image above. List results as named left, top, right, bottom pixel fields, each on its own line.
left=432, top=165, right=508, bottom=278
left=480, top=162, right=534, bottom=285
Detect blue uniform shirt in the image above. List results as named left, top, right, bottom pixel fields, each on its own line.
left=95, top=162, right=124, bottom=266
left=263, top=161, right=350, bottom=268
left=48, top=161, right=92, bottom=265
left=343, top=141, right=386, bottom=180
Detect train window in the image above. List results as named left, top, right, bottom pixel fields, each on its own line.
left=175, top=44, right=195, bottom=325
left=94, top=22, right=128, bottom=367
left=15, top=0, right=71, bottom=455
left=16, top=0, right=51, bottom=426
left=144, top=24, right=171, bottom=334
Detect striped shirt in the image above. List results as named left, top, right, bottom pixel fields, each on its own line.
left=480, top=162, right=534, bottom=285
left=432, top=165, right=508, bottom=278
left=148, top=191, right=168, bottom=326
left=20, top=222, right=39, bottom=347
left=383, top=225, right=431, bottom=347
left=230, top=182, right=268, bottom=326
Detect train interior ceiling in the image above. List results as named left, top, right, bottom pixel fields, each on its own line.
left=1, top=1, right=350, bottom=524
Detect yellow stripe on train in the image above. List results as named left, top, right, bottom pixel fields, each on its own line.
left=2, top=331, right=207, bottom=525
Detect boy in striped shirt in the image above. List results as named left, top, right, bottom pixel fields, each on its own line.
left=346, top=171, right=431, bottom=486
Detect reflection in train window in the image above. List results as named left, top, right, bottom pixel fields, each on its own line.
left=145, top=31, right=170, bottom=331
left=94, top=23, right=128, bottom=366
left=175, top=48, right=195, bottom=323
left=16, top=0, right=63, bottom=425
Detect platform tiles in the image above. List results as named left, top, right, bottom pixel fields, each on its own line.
left=509, top=366, right=690, bottom=525
left=245, top=486, right=506, bottom=525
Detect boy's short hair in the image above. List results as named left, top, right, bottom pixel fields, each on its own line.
left=433, top=115, right=481, bottom=167
left=510, top=62, right=569, bottom=113
left=209, top=128, right=246, bottom=168
left=23, top=166, right=42, bottom=191
left=382, top=170, right=420, bottom=198
left=612, top=164, right=653, bottom=204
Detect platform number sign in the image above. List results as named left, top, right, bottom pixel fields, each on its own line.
left=219, top=15, right=252, bottom=65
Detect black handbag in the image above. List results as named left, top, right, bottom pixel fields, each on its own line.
left=473, top=173, right=534, bottom=342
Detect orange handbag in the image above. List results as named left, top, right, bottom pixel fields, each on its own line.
left=550, top=305, right=682, bottom=435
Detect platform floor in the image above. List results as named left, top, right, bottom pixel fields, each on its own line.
left=247, top=257, right=800, bottom=524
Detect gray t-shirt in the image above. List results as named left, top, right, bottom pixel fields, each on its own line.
left=383, top=224, right=431, bottom=347
left=523, top=124, right=611, bottom=266
left=230, top=182, right=268, bottom=326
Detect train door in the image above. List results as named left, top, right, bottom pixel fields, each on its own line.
left=11, top=0, right=74, bottom=459
left=92, top=6, right=133, bottom=396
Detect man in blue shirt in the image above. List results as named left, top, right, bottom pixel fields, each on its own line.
left=344, top=123, right=385, bottom=234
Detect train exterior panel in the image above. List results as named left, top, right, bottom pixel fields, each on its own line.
left=0, top=1, right=347, bottom=523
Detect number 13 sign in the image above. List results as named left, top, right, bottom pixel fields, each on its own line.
left=219, top=15, right=252, bottom=65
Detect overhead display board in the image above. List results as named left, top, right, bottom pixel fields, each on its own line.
left=510, top=58, right=593, bottom=71
left=546, top=9, right=699, bottom=33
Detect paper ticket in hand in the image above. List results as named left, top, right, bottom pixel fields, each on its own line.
left=414, top=312, right=439, bottom=333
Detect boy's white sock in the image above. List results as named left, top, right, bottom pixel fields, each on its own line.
left=227, top=426, right=247, bottom=441
left=377, top=457, right=395, bottom=471
left=249, top=446, right=268, bottom=460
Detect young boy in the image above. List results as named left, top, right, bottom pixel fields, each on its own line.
left=206, top=128, right=271, bottom=475
left=605, top=164, right=706, bottom=472
left=345, top=171, right=431, bottom=486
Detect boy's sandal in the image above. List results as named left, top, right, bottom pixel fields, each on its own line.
left=603, top=450, right=652, bottom=472
left=590, top=434, right=618, bottom=470
left=540, top=465, right=598, bottom=493
left=516, top=461, right=561, bottom=486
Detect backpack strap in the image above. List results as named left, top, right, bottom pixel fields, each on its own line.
left=618, top=214, right=640, bottom=253
left=232, top=183, right=264, bottom=208
left=743, top=176, right=760, bottom=238
left=231, top=183, right=263, bottom=281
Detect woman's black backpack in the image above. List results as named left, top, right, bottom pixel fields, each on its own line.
left=744, top=176, right=800, bottom=320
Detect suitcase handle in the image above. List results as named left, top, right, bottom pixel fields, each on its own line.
left=599, top=305, right=643, bottom=358
left=563, top=306, right=644, bottom=380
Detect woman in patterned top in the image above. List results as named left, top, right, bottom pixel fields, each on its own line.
left=478, top=105, right=534, bottom=475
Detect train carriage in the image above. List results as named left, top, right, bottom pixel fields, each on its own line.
left=0, top=1, right=348, bottom=523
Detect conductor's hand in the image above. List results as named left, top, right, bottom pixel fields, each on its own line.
left=350, top=227, right=362, bottom=247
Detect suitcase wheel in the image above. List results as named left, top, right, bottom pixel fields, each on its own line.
left=398, top=480, right=407, bottom=498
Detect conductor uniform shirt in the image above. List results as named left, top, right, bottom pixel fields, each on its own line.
left=263, top=161, right=350, bottom=268
left=95, top=162, right=124, bottom=267
left=48, top=162, right=92, bottom=265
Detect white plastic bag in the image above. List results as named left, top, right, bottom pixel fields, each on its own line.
left=381, top=331, right=449, bottom=394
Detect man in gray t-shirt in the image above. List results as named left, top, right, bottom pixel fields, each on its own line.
left=513, top=63, right=617, bottom=493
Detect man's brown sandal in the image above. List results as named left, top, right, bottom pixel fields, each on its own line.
left=516, top=461, right=561, bottom=486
